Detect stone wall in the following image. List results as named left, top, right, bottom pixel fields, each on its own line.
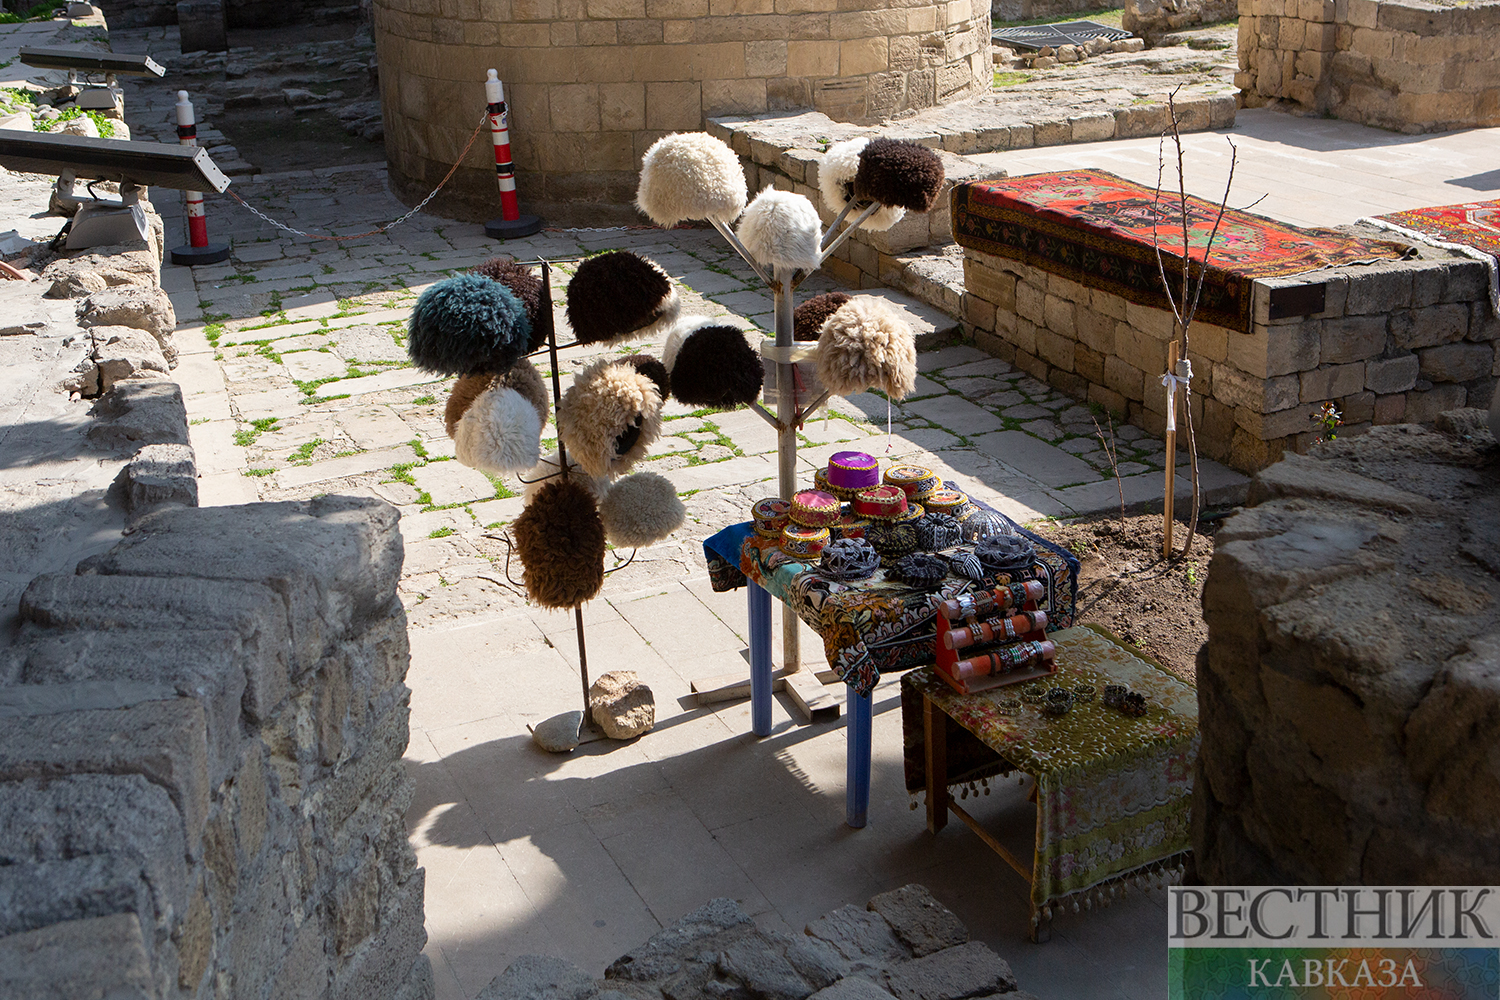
left=1124, top=0, right=1237, bottom=41
left=996, top=0, right=1116, bottom=24
left=371, top=0, right=991, bottom=225
left=1194, top=415, right=1500, bottom=883
left=0, top=497, right=431, bottom=1000
left=959, top=238, right=1499, bottom=472
left=1235, top=0, right=1500, bottom=132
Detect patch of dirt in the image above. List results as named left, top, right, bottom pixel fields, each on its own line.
left=1032, top=512, right=1219, bottom=685
left=216, top=104, right=385, bottom=172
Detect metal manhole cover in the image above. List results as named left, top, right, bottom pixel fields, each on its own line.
left=991, top=20, right=1132, bottom=51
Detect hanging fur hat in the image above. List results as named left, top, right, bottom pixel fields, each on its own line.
left=471, top=257, right=547, bottom=352
left=452, top=386, right=544, bottom=474
left=512, top=478, right=606, bottom=609
left=736, top=188, right=823, bottom=272
left=408, top=273, right=532, bottom=376
left=615, top=353, right=670, bottom=400
left=636, top=132, right=748, bottom=229
left=598, top=472, right=686, bottom=548
left=565, top=251, right=681, bottom=346
left=662, top=317, right=763, bottom=410
left=445, top=360, right=549, bottom=437
left=854, top=138, right=946, bottom=213
left=814, top=296, right=917, bottom=400
left=556, top=356, right=664, bottom=479
left=819, top=137, right=905, bottom=232
left=793, top=291, right=851, bottom=342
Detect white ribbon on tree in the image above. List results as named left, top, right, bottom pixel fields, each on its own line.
left=1160, top=358, right=1194, bottom=433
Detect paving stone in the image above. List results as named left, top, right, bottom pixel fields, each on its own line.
left=978, top=390, right=1026, bottom=408
left=889, top=427, right=959, bottom=452
left=271, top=445, right=417, bottom=490
left=282, top=349, right=348, bottom=384
left=1058, top=437, right=1102, bottom=455
left=935, top=357, right=1015, bottom=379
left=234, top=387, right=307, bottom=420
left=332, top=324, right=407, bottom=363
left=411, top=461, right=496, bottom=506
left=312, top=367, right=433, bottom=400
left=999, top=404, right=1053, bottom=421
left=905, top=374, right=945, bottom=398
left=810, top=978, right=899, bottom=1000
left=916, top=345, right=989, bottom=372
left=270, top=333, right=334, bottom=353
left=806, top=905, right=910, bottom=966
left=336, top=404, right=417, bottom=450
left=717, top=935, right=813, bottom=1000
left=904, top=396, right=1004, bottom=436
left=882, top=942, right=1016, bottom=1000
left=971, top=430, right=1099, bottom=487
left=867, top=885, right=969, bottom=959
left=1019, top=420, right=1063, bottom=441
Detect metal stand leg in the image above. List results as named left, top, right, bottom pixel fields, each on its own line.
left=846, top=687, right=872, bottom=828
left=748, top=581, right=773, bottom=737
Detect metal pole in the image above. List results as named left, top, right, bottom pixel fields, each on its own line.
left=748, top=581, right=773, bottom=736
left=773, top=264, right=800, bottom=674
left=576, top=605, right=591, bottom=720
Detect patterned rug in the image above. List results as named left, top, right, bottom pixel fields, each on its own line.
left=1367, top=199, right=1500, bottom=312
left=953, top=170, right=1414, bottom=333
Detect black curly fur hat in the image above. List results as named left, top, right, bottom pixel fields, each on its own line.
left=472, top=257, right=546, bottom=351
left=408, top=273, right=532, bottom=376
left=793, top=291, right=851, bottom=342
left=565, top=251, right=681, bottom=346
left=666, top=323, right=763, bottom=410
left=615, top=353, right=671, bottom=400
left=513, top=479, right=606, bottom=609
left=854, top=139, right=946, bottom=213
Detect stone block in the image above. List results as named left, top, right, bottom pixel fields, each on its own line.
left=123, top=442, right=197, bottom=517
left=82, top=497, right=404, bottom=678
left=1365, top=354, right=1419, bottom=394
left=962, top=294, right=995, bottom=332
left=1299, top=362, right=1365, bottom=403
left=806, top=904, right=910, bottom=965
left=1104, top=354, right=1145, bottom=400
left=1373, top=392, right=1406, bottom=424
left=1391, top=303, right=1470, bottom=349
left=1320, top=315, right=1388, bottom=365
left=92, top=326, right=171, bottom=393
left=1419, top=343, right=1492, bottom=383
left=1340, top=390, right=1375, bottom=424
left=1404, top=383, right=1467, bottom=422
left=882, top=941, right=1016, bottom=1000
left=1014, top=279, right=1044, bottom=325
left=178, top=0, right=228, bottom=53
left=962, top=257, right=1015, bottom=311
left=331, top=870, right=427, bottom=1000
left=1069, top=112, right=1114, bottom=142
left=480, top=954, right=595, bottom=1000
left=608, top=897, right=754, bottom=981
left=0, top=700, right=210, bottom=857
left=645, top=81, right=703, bottom=130
left=1124, top=300, right=1176, bottom=340
left=866, top=884, right=967, bottom=959
left=78, top=287, right=178, bottom=363
left=0, top=913, right=155, bottom=1000
left=87, top=380, right=191, bottom=455
left=1041, top=294, right=1076, bottom=337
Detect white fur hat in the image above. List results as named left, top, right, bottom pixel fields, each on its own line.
left=814, top=296, right=917, bottom=400
left=453, top=386, right=544, bottom=474
left=819, top=137, right=905, bottom=232
left=636, top=132, right=748, bottom=229
left=736, top=188, right=823, bottom=272
left=598, top=472, right=686, bottom=548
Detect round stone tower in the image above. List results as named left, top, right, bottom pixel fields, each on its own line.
left=373, top=0, right=990, bottom=225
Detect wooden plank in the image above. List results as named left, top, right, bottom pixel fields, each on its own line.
left=785, top=670, right=841, bottom=722
left=692, top=668, right=788, bottom=704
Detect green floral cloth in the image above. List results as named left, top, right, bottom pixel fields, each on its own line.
left=902, top=625, right=1197, bottom=910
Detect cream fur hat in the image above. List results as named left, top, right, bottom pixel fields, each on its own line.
left=814, top=296, right=917, bottom=400
left=736, top=188, right=823, bottom=272
left=555, top=356, right=665, bottom=479
left=598, top=472, right=686, bottom=548
left=636, top=132, right=748, bottom=229
left=452, top=386, right=544, bottom=475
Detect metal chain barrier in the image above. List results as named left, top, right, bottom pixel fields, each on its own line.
left=221, top=110, right=491, bottom=242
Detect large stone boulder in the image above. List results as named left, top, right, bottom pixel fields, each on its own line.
left=78, top=287, right=178, bottom=366
left=588, top=670, right=655, bottom=740
left=43, top=242, right=159, bottom=299
left=1195, top=416, right=1500, bottom=884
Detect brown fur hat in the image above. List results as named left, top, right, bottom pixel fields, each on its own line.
left=556, top=356, right=664, bottom=479
left=793, top=291, right=851, bottom=342
left=565, top=251, right=681, bottom=346
left=815, top=296, right=917, bottom=400
left=854, top=139, right=946, bottom=213
left=472, top=257, right=545, bottom=350
left=445, top=359, right=549, bottom=437
left=513, top=478, right=606, bottom=608
left=598, top=472, right=686, bottom=548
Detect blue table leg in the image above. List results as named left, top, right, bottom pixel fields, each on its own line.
left=748, top=581, right=773, bottom=737
left=846, top=686, right=872, bottom=828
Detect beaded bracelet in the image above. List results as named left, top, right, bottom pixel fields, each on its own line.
left=1042, top=687, right=1074, bottom=715
left=1120, top=691, right=1148, bottom=717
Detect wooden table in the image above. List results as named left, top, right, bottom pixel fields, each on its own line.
left=904, top=626, right=1198, bottom=941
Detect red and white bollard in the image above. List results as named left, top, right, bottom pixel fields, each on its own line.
left=482, top=70, right=543, bottom=240
left=169, top=90, right=231, bottom=265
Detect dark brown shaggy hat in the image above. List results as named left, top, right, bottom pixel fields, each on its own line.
left=565, top=251, right=681, bottom=346
left=663, top=321, right=763, bottom=410
left=513, top=478, right=606, bottom=609
left=854, top=139, right=946, bottom=213
left=615, top=353, right=671, bottom=400
left=472, top=257, right=546, bottom=350
left=444, top=359, right=549, bottom=437
left=793, top=291, right=851, bottom=342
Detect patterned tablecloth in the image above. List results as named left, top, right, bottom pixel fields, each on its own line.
left=901, top=624, right=1198, bottom=913
left=702, top=508, right=1078, bottom=697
